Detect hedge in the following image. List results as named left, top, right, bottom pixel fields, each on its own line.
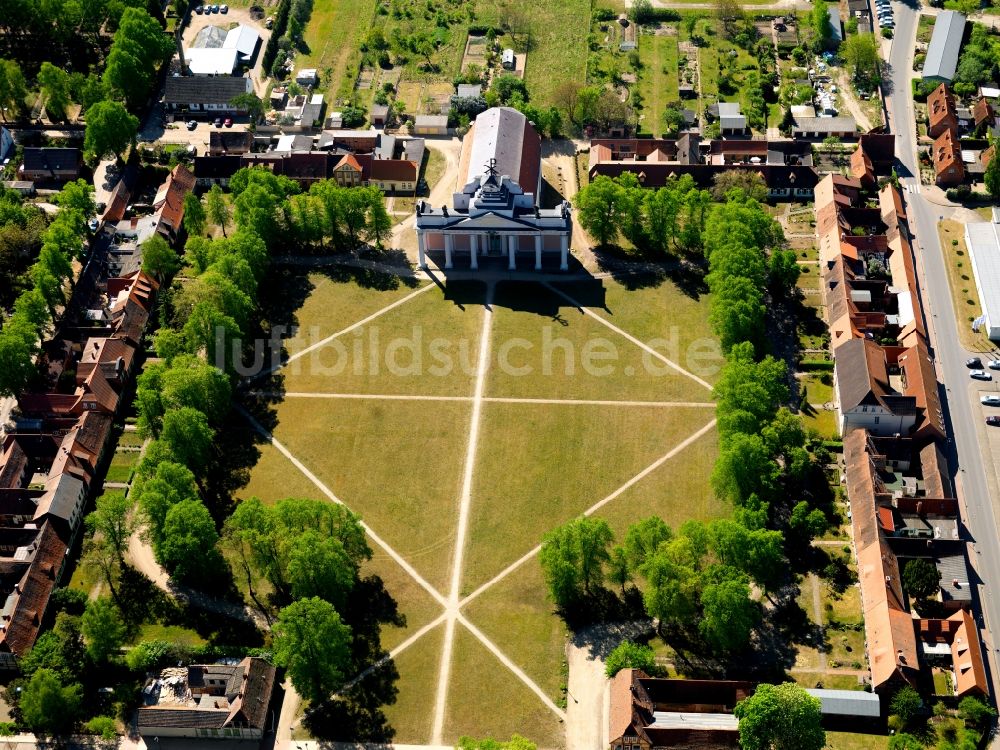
left=261, top=0, right=292, bottom=76
left=799, top=359, right=835, bottom=371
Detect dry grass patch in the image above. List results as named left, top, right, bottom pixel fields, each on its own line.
left=939, top=219, right=993, bottom=352
left=442, top=626, right=565, bottom=746
left=269, top=398, right=471, bottom=592
left=363, top=553, right=443, bottom=653
left=463, top=403, right=716, bottom=592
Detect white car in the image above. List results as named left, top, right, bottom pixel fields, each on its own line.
left=971, top=370, right=993, bottom=381
left=988, top=359, right=1000, bottom=370
left=981, top=395, right=1000, bottom=406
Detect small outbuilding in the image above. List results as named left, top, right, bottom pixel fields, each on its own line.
left=413, top=114, right=449, bottom=136
left=295, top=68, right=319, bottom=86
left=501, top=48, right=515, bottom=70
left=371, top=103, right=390, bottom=128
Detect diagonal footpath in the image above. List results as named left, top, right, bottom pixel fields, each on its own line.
left=430, top=287, right=495, bottom=744
left=545, top=282, right=714, bottom=392
left=457, top=613, right=567, bottom=721
left=459, top=417, right=718, bottom=609
left=261, top=283, right=436, bottom=377
left=236, top=405, right=449, bottom=610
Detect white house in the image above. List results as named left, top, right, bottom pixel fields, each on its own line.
left=163, top=76, right=254, bottom=113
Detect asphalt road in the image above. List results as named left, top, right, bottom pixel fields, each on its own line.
left=888, top=0, right=1000, bottom=692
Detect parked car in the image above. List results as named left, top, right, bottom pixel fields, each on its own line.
left=967, top=357, right=983, bottom=368
left=213, top=116, right=223, bottom=127
left=988, top=359, right=1000, bottom=370
left=186, top=119, right=197, bottom=130
left=220, top=4, right=228, bottom=12
left=223, top=117, right=233, bottom=127
left=211, top=3, right=219, bottom=12
left=87, top=218, right=100, bottom=232
left=981, top=395, right=1000, bottom=406
left=194, top=4, right=203, bottom=12
left=971, top=370, right=992, bottom=381
left=987, top=416, right=1000, bottom=426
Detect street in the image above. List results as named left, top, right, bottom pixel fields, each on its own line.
left=887, top=0, right=1000, bottom=694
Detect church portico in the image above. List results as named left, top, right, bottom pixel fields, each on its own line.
left=414, top=106, right=572, bottom=272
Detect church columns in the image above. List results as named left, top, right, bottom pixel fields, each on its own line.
left=470, top=233, right=478, bottom=270
left=444, top=234, right=453, bottom=269
left=507, top=235, right=517, bottom=270
left=534, top=234, right=543, bottom=271
left=560, top=234, right=569, bottom=271
left=417, top=230, right=426, bottom=269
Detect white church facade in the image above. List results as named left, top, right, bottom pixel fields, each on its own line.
left=414, top=107, right=573, bottom=271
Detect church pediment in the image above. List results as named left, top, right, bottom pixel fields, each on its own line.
left=450, top=212, right=536, bottom=230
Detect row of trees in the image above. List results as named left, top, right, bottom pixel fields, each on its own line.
left=574, top=173, right=710, bottom=253
left=0, top=186, right=47, bottom=308
left=540, top=512, right=784, bottom=652
left=704, top=192, right=797, bottom=353
left=0, top=180, right=95, bottom=397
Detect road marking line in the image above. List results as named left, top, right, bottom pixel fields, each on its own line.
left=545, top=283, right=714, bottom=392
left=431, top=289, right=494, bottom=745
left=459, top=417, right=718, bottom=608
left=236, top=405, right=448, bottom=609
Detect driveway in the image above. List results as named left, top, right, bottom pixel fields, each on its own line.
left=888, top=0, right=1000, bottom=693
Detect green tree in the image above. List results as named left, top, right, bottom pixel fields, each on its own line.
left=958, top=695, right=996, bottom=728
left=573, top=175, right=622, bottom=246
left=365, top=187, right=393, bottom=248
left=734, top=682, right=825, bottom=750
left=811, top=0, right=832, bottom=49
left=712, top=432, right=779, bottom=504
left=662, top=105, right=686, bottom=136
left=38, top=62, right=72, bottom=122
left=84, top=100, right=139, bottom=161
left=85, top=489, right=136, bottom=565
left=769, top=248, right=801, bottom=296
left=19, top=668, right=82, bottom=735
left=890, top=685, right=923, bottom=727
left=902, top=558, right=940, bottom=601
left=604, top=640, right=658, bottom=677
left=160, top=406, right=214, bottom=471
left=230, top=92, right=265, bottom=125
left=273, top=597, right=352, bottom=704
left=56, top=179, right=97, bottom=218
left=81, top=597, right=125, bottom=663
left=0, top=59, right=28, bottom=120
left=103, top=7, right=174, bottom=108
left=205, top=184, right=230, bottom=237
left=84, top=716, right=117, bottom=741
left=158, top=499, right=220, bottom=581
left=985, top=149, right=1000, bottom=200
left=841, top=33, right=880, bottom=88
left=0, top=318, right=38, bottom=397
left=700, top=573, right=759, bottom=651
left=141, top=234, right=180, bottom=281
left=539, top=516, right=614, bottom=608
left=712, top=170, right=768, bottom=202
left=136, top=460, right=200, bottom=546
left=183, top=192, right=206, bottom=237
left=622, top=515, right=672, bottom=575
left=642, top=535, right=701, bottom=631
left=286, top=530, right=355, bottom=609
left=708, top=274, right=766, bottom=353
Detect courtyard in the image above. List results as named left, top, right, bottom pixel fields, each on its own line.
left=236, top=265, right=726, bottom=745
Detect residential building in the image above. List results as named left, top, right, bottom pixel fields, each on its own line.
left=414, top=107, right=571, bottom=271
left=209, top=130, right=254, bottom=156
left=295, top=68, right=318, bottom=86
left=973, top=97, right=996, bottom=135
left=137, top=657, right=276, bottom=740
left=932, top=128, right=964, bottom=186
left=163, top=76, right=254, bottom=114
left=927, top=84, right=959, bottom=138
left=922, top=11, right=966, bottom=83
left=717, top=102, right=746, bottom=135
left=316, top=129, right=379, bottom=152
left=588, top=136, right=818, bottom=200
left=19, top=148, right=81, bottom=182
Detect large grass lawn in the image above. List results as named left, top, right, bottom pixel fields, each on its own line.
left=236, top=269, right=722, bottom=744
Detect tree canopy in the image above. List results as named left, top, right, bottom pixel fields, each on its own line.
left=539, top=516, right=614, bottom=609
left=734, top=682, right=825, bottom=750
left=84, top=100, right=139, bottom=161
left=272, top=597, right=352, bottom=704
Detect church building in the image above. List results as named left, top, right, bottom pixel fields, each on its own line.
left=414, top=107, right=573, bottom=271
